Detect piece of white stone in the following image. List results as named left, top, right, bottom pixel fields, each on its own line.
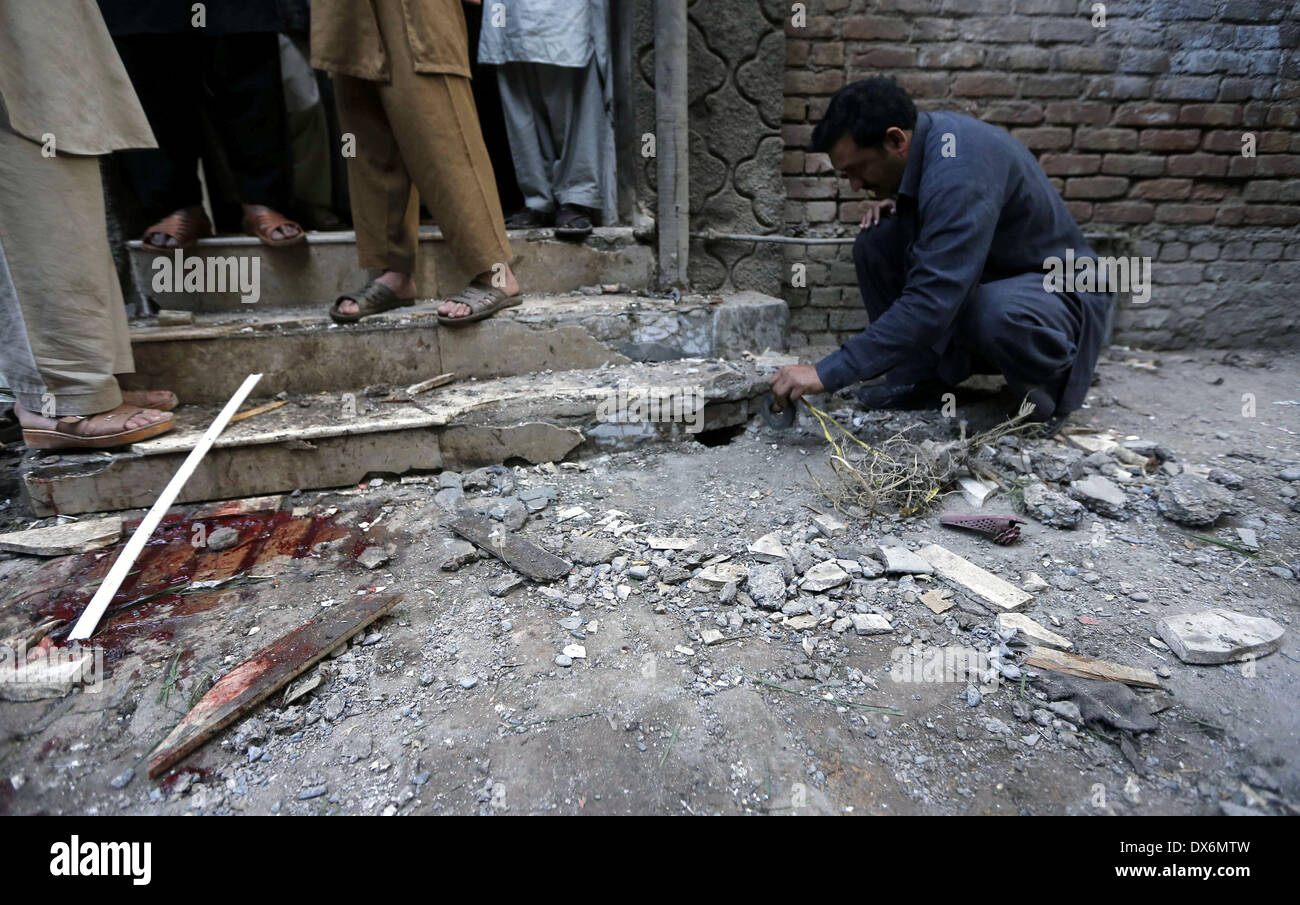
left=1156, top=609, right=1284, bottom=665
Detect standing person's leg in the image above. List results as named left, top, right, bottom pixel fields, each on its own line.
left=206, top=32, right=304, bottom=246
left=548, top=58, right=611, bottom=232
left=0, top=128, right=172, bottom=446
left=497, top=62, right=557, bottom=224
left=111, top=33, right=211, bottom=251
left=328, top=72, right=421, bottom=321
left=368, top=0, right=517, bottom=322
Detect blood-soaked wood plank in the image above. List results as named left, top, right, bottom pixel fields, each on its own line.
left=147, top=593, right=401, bottom=778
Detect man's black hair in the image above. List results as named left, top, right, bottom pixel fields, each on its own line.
left=809, top=77, right=918, bottom=153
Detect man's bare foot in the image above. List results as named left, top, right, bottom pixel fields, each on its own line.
left=336, top=270, right=417, bottom=317
left=120, top=389, right=179, bottom=411
left=438, top=264, right=520, bottom=319
left=242, top=203, right=303, bottom=243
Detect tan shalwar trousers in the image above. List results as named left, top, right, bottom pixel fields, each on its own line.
left=333, top=0, right=511, bottom=277
left=0, top=128, right=131, bottom=416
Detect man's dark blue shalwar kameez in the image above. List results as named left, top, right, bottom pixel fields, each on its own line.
left=814, top=111, right=1112, bottom=416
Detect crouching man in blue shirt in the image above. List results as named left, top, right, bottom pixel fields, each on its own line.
left=770, top=77, right=1112, bottom=427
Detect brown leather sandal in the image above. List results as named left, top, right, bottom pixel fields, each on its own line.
left=436, top=284, right=523, bottom=326
left=141, top=209, right=212, bottom=254
left=121, top=390, right=179, bottom=412
left=19, top=403, right=175, bottom=450
left=242, top=207, right=306, bottom=248
left=328, top=280, right=415, bottom=324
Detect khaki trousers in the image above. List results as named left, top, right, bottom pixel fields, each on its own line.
left=333, top=0, right=511, bottom=277
left=0, top=128, right=130, bottom=416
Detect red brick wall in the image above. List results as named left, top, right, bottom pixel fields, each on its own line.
left=780, top=0, right=1300, bottom=350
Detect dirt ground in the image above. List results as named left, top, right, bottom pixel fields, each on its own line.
left=1, top=346, right=1297, bottom=816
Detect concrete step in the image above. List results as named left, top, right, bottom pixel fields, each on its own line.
left=128, top=226, right=655, bottom=313
left=121, top=290, right=789, bottom=404
left=21, top=355, right=796, bottom=516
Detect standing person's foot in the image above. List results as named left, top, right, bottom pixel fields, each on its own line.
left=855, top=379, right=953, bottom=411
left=554, top=204, right=594, bottom=239
left=505, top=208, right=554, bottom=228
left=13, top=400, right=174, bottom=450
left=141, top=206, right=212, bottom=254
left=437, top=263, right=522, bottom=325
left=120, top=389, right=179, bottom=411
left=242, top=203, right=306, bottom=247
left=330, top=269, right=419, bottom=322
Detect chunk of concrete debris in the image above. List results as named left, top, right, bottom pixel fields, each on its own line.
left=851, top=614, right=893, bottom=635
left=1020, top=571, right=1050, bottom=593
left=801, top=560, right=850, bottom=592
left=688, top=561, right=749, bottom=592
left=562, top=644, right=586, bottom=660
left=437, top=538, right=478, bottom=571
left=488, top=497, right=528, bottom=530
left=918, top=544, right=1033, bottom=613
left=517, top=484, right=559, bottom=512
left=1157, top=473, right=1235, bottom=527
left=565, top=536, right=617, bottom=566
left=748, top=531, right=789, bottom=563
left=648, top=536, right=697, bottom=551
left=444, top=510, right=571, bottom=582
left=957, top=476, right=998, bottom=508
left=0, top=648, right=98, bottom=701
left=920, top=588, right=954, bottom=614
left=812, top=513, right=848, bottom=538
left=490, top=573, right=524, bottom=597
left=997, top=612, right=1073, bottom=651
left=876, top=544, right=934, bottom=575
left=700, top=629, right=725, bottom=645
left=1020, top=481, right=1084, bottom=529
left=1156, top=608, right=1285, bottom=665
left=356, top=545, right=393, bottom=570
left=745, top=563, right=788, bottom=609
left=1067, top=475, right=1128, bottom=520
left=0, top=516, right=123, bottom=556
left=206, top=525, right=241, bottom=551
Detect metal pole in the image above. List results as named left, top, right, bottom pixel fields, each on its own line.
left=654, top=0, right=689, bottom=287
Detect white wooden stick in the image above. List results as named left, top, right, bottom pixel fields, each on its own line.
left=68, top=373, right=263, bottom=641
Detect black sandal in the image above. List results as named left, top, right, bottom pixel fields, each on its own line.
left=328, top=280, right=415, bottom=324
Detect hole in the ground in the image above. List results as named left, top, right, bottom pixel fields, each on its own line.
left=693, top=423, right=746, bottom=447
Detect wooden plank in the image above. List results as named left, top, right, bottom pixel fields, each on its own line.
left=147, top=593, right=400, bottom=778
left=68, top=373, right=263, bottom=641
left=1024, top=645, right=1160, bottom=689
left=918, top=543, right=1034, bottom=613
left=229, top=399, right=286, bottom=424
left=444, top=510, right=572, bottom=582
left=997, top=612, right=1073, bottom=651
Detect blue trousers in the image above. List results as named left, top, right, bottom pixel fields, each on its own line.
left=853, top=217, right=1088, bottom=406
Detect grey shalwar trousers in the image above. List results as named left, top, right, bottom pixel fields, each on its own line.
left=497, top=59, right=612, bottom=216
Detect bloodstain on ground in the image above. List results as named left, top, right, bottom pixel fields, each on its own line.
left=0, top=506, right=363, bottom=665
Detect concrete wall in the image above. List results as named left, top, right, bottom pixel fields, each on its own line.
left=778, top=0, right=1300, bottom=350
left=634, top=0, right=788, bottom=295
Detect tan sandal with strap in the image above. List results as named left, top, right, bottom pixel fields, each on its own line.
left=436, top=284, right=523, bottom=326
left=242, top=207, right=306, bottom=248
left=141, top=209, right=212, bottom=254
left=121, top=390, right=179, bottom=412
left=18, top=402, right=175, bottom=450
